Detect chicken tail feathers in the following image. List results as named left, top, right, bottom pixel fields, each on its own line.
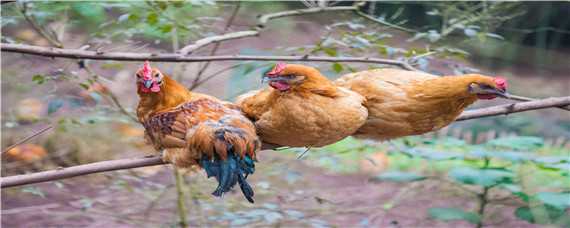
left=200, top=151, right=255, bottom=203
left=198, top=127, right=257, bottom=203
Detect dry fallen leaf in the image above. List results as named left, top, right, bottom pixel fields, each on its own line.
left=359, top=151, right=390, bottom=175
left=15, top=98, right=45, bottom=122
left=6, top=144, right=48, bottom=162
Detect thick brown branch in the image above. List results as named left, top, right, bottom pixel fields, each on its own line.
left=1, top=43, right=415, bottom=70
left=2, top=97, right=569, bottom=188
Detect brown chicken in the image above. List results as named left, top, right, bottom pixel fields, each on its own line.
left=135, top=61, right=261, bottom=203
left=335, top=68, right=508, bottom=140
left=236, top=63, right=368, bottom=147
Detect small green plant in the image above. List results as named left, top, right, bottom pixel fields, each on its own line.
left=295, top=134, right=569, bottom=227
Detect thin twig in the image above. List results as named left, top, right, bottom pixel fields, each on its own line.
left=179, top=4, right=358, bottom=56
left=1, top=125, right=53, bottom=155
left=189, top=2, right=242, bottom=90
left=174, top=168, right=188, bottom=228
left=17, top=2, right=63, bottom=48
left=2, top=97, right=569, bottom=188
left=16, top=7, right=138, bottom=122
left=81, top=61, right=139, bottom=122
left=355, top=10, right=417, bottom=34
left=191, top=62, right=248, bottom=89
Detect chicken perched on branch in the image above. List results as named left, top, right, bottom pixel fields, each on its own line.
left=135, top=61, right=261, bottom=203
left=237, top=63, right=368, bottom=147
left=335, top=68, right=508, bottom=140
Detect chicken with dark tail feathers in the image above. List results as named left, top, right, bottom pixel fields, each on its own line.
left=135, top=61, right=260, bottom=203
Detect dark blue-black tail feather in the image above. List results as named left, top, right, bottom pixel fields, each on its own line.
left=200, top=151, right=255, bottom=203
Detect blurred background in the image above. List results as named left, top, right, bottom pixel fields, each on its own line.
left=1, top=1, right=569, bottom=227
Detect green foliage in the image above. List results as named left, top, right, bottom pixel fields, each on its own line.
left=449, top=167, right=513, bottom=187
left=302, top=133, right=568, bottom=226
left=428, top=207, right=481, bottom=224
left=535, top=192, right=570, bottom=209
left=32, top=74, right=45, bottom=84
left=515, top=206, right=569, bottom=225
left=486, top=136, right=544, bottom=150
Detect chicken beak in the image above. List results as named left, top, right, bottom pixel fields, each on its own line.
left=143, top=79, right=153, bottom=89
left=492, top=89, right=510, bottom=99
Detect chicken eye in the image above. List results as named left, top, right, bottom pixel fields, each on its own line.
left=154, top=73, right=160, bottom=78
left=136, top=73, right=142, bottom=78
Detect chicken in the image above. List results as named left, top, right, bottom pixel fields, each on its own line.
left=135, top=61, right=261, bottom=203
left=236, top=63, right=368, bottom=147
left=335, top=68, right=508, bottom=141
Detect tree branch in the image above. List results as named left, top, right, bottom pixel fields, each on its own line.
left=17, top=2, right=63, bottom=48
left=1, top=43, right=416, bottom=70
left=1, top=125, right=53, bottom=155
left=456, top=96, right=570, bottom=121
left=354, top=10, right=418, bottom=33
left=2, top=97, right=569, bottom=188
left=1, top=156, right=165, bottom=188
left=178, top=31, right=257, bottom=55
left=189, top=2, right=243, bottom=90
left=178, top=5, right=359, bottom=55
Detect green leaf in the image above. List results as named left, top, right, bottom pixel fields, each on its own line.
left=128, top=13, right=140, bottom=22
left=147, top=13, right=159, bottom=25
left=486, top=136, right=544, bottom=150
left=515, top=206, right=567, bottom=224
left=48, top=99, right=65, bottom=115
left=428, top=207, right=480, bottom=224
left=22, top=187, right=46, bottom=198
left=332, top=63, right=343, bottom=73
left=449, top=167, right=513, bottom=187
left=79, top=83, right=89, bottom=90
left=159, top=24, right=173, bottom=33
left=241, top=64, right=257, bottom=75
left=500, top=184, right=530, bottom=202
left=536, top=192, right=570, bottom=209
left=32, top=74, right=45, bottom=84
left=469, top=150, right=534, bottom=163
left=371, top=171, right=426, bottom=183
left=71, top=2, right=106, bottom=24
left=408, top=148, right=462, bottom=161
left=323, top=47, right=337, bottom=56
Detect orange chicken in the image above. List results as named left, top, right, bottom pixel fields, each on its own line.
left=236, top=63, right=368, bottom=147
left=335, top=68, right=508, bottom=140
left=135, top=61, right=261, bottom=203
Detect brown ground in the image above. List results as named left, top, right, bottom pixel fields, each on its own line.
left=1, top=152, right=538, bottom=228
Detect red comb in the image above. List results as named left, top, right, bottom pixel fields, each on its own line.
left=142, top=61, right=152, bottom=80
left=267, top=63, right=286, bottom=76
left=494, top=77, right=507, bottom=90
